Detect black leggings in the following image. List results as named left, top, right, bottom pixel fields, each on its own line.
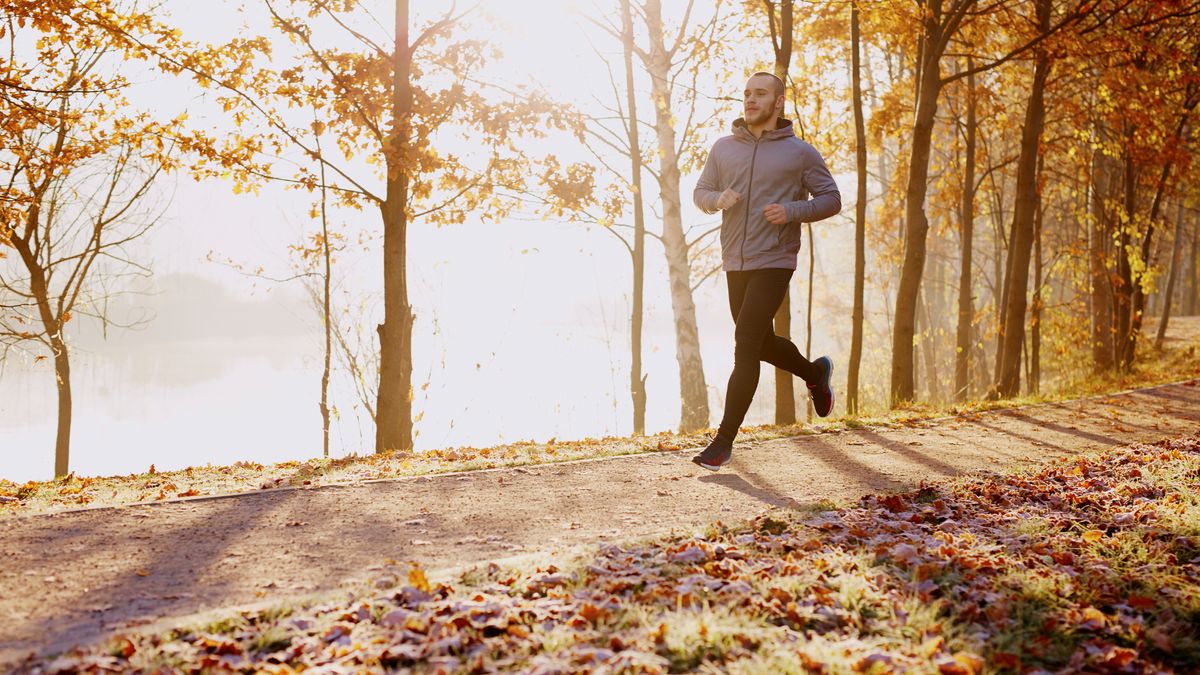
left=716, top=268, right=819, bottom=441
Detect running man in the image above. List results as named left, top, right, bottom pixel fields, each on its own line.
left=690, top=71, right=842, bottom=471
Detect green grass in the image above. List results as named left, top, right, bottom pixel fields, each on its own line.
left=245, top=625, right=292, bottom=654
left=194, top=615, right=246, bottom=635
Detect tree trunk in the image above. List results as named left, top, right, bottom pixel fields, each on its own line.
left=1113, top=126, right=1137, bottom=372
left=376, top=0, right=415, bottom=453
left=1126, top=112, right=1190, bottom=365
left=955, top=60, right=977, bottom=402
left=1187, top=227, right=1198, bottom=315
left=993, top=189, right=1016, bottom=391
left=974, top=322, right=990, bottom=397
left=311, top=120, right=333, bottom=458
left=1031, top=174, right=1044, bottom=395
left=1155, top=200, right=1188, bottom=349
left=918, top=289, right=941, bottom=402
left=12, top=198, right=72, bottom=476
left=644, top=0, right=708, bottom=432
left=890, top=28, right=943, bottom=406
left=14, top=236, right=72, bottom=476
left=1090, top=144, right=1115, bottom=371
left=52, top=336, right=72, bottom=477
left=989, top=190, right=1003, bottom=387
left=848, top=0, right=867, bottom=415
left=319, top=142, right=332, bottom=458
left=767, top=0, right=796, bottom=425
left=996, top=7, right=1051, bottom=398
left=992, top=186, right=1005, bottom=334
left=806, top=223, right=815, bottom=420
left=621, top=0, right=648, bottom=435
left=773, top=296, right=795, bottom=423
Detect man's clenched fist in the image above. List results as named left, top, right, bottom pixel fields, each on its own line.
left=763, top=203, right=788, bottom=225
left=715, top=188, right=742, bottom=211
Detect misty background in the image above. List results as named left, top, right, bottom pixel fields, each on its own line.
left=1, top=0, right=866, bottom=481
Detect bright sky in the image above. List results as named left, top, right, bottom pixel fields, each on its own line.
left=2, top=0, right=867, bottom=481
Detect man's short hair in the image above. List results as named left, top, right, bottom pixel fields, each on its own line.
left=749, top=71, right=786, bottom=99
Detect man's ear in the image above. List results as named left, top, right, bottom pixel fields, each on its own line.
left=775, top=94, right=786, bottom=113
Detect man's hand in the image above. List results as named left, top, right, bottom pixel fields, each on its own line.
left=763, top=203, right=788, bottom=225
left=715, top=188, right=742, bottom=210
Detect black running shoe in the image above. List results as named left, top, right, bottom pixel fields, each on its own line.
left=808, top=356, right=835, bottom=418
left=691, top=434, right=733, bottom=471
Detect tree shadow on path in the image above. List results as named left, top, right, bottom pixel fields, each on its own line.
left=700, top=433, right=922, bottom=509
left=997, top=410, right=1128, bottom=446
left=958, top=417, right=1073, bottom=454
left=852, top=429, right=963, bottom=478
left=4, top=482, right=410, bottom=662
left=697, top=473, right=796, bottom=510
left=1133, top=386, right=1200, bottom=411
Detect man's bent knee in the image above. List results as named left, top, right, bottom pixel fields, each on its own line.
left=733, top=340, right=764, bottom=364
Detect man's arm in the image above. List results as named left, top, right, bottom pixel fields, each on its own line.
left=693, top=143, right=724, bottom=214
left=783, top=144, right=841, bottom=223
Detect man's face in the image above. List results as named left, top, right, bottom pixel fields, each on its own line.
left=744, top=75, right=782, bottom=126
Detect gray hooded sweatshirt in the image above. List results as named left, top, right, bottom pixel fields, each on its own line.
left=694, top=118, right=841, bottom=271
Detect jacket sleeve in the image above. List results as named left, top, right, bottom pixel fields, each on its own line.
left=693, top=143, right=723, bottom=214
left=783, top=144, right=841, bottom=223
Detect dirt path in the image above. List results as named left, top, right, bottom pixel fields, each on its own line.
left=3, top=380, right=1200, bottom=665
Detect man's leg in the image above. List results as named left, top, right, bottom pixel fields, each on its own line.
left=756, top=306, right=835, bottom=417
left=696, top=270, right=784, bottom=469
left=725, top=269, right=749, bottom=324
left=729, top=272, right=836, bottom=421
left=715, top=268, right=793, bottom=441
left=729, top=271, right=818, bottom=384
left=759, top=332, right=821, bottom=384
left=694, top=268, right=807, bottom=470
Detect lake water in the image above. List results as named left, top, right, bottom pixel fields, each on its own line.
left=4, top=217, right=880, bottom=482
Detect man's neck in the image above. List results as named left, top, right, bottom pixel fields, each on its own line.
left=746, top=115, right=777, bottom=139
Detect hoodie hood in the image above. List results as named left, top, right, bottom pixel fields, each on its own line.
left=731, top=117, right=796, bottom=142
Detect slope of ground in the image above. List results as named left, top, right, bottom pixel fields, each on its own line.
left=2, top=378, right=1200, bottom=666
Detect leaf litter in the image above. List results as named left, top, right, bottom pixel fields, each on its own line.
left=22, top=435, right=1200, bottom=673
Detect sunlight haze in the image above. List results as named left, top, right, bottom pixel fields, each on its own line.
left=2, top=0, right=853, bottom=480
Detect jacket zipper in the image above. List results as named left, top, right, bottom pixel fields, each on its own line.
left=741, top=136, right=761, bottom=269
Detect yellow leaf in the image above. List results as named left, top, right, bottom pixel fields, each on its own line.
left=408, top=564, right=431, bottom=592
left=922, top=636, right=945, bottom=658
left=952, top=652, right=984, bottom=674
left=1082, top=529, right=1104, bottom=543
